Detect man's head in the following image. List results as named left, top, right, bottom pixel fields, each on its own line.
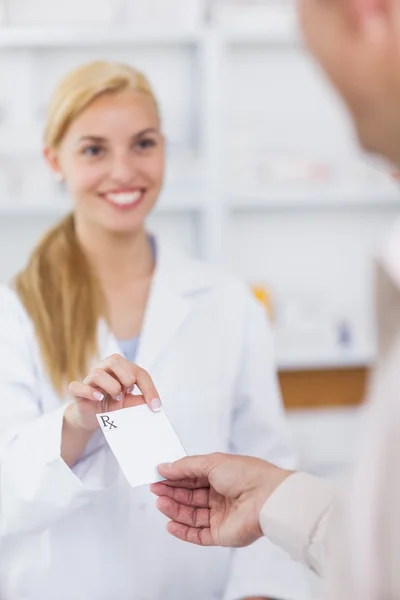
left=299, top=0, right=400, bottom=166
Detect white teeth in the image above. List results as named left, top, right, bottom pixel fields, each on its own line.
left=106, top=191, right=142, bottom=205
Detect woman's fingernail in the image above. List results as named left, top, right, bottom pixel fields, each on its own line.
left=159, top=463, right=172, bottom=470
left=116, top=392, right=124, bottom=402
left=127, top=386, right=135, bottom=394
left=93, top=391, right=104, bottom=402
left=151, top=398, right=162, bottom=412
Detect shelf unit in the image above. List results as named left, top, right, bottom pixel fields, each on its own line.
left=0, top=7, right=397, bottom=370
left=220, top=19, right=300, bottom=46
left=277, top=346, right=376, bottom=372
left=228, top=186, right=400, bottom=211
left=0, top=26, right=204, bottom=47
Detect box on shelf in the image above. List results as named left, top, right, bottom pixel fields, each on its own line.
left=165, top=148, right=205, bottom=186
left=123, top=0, right=203, bottom=27
left=228, top=145, right=400, bottom=197
left=273, top=291, right=375, bottom=370
left=5, top=0, right=116, bottom=26
left=251, top=284, right=274, bottom=320
left=211, top=0, right=296, bottom=30
left=230, top=149, right=334, bottom=188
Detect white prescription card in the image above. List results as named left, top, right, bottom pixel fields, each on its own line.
left=97, top=405, right=186, bottom=488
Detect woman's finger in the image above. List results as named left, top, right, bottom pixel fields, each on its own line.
left=69, top=381, right=105, bottom=402
left=101, top=355, right=161, bottom=412
left=124, top=393, right=146, bottom=409
left=83, top=368, right=123, bottom=400
left=98, top=354, right=137, bottom=389
left=133, top=365, right=161, bottom=411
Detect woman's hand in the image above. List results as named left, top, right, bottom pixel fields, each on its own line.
left=66, top=353, right=161, bottom=433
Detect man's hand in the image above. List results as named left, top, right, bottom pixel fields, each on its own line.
left=151, top=453, right=293, bottom=548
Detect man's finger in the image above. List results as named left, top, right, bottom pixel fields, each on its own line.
left=150, top=482, right=210, bottom=507
left=158, top=453, right=226, bottom=482
left=166, top=521, right=215, bottom=547
left=152, top=476, right=210, bottom=490
left=156, top=497, right=210, bottom=528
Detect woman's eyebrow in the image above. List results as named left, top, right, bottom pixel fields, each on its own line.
left=77, top=128, right=158, bottom=143
left=78, top=135, right=107, bottom=143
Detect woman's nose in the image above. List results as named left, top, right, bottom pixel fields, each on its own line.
left=109, top=156, right=136, bottom=184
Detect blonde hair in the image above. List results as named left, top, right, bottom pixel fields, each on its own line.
left=15, top=61, right=159, bottom=395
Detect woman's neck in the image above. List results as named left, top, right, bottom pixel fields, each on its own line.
left=75, top=216, right=154, bottom=288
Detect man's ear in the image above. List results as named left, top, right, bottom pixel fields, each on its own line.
left=351, top=0, right=389, bottom=21
left=347, top=0, right=391, bottom=41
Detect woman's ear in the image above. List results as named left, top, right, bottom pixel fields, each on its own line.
left=43, top=146, right=64, bottom=182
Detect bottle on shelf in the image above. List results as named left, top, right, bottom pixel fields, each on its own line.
left=251, top=284, right=274, bottom=320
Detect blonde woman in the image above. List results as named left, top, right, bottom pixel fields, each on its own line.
left=0, top=61, right=309, bottom=600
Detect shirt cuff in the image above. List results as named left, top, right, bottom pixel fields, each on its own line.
left=259, top=472, right=337, bottom=571
left=5, top=403, right=111, bottom=505
left=35, top=403, right=116, bottom=497
left=1, top=404, right=119, bottom=537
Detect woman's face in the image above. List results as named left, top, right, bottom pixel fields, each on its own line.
left=47, top=89, right=165, bottom=234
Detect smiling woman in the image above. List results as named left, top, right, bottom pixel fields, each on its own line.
left=17, top=61, right=165, bottom=391
left=0, top=60, right=309, bottom=600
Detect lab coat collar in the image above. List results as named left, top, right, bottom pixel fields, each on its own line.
left=98, top=237, right=218, bottom=371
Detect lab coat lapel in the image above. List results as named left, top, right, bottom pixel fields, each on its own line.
left=135, top=240, right=216, bottom=371
left=135, top=271, right=191, bottom=371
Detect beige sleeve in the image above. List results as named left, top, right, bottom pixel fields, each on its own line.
left=259, top=472, right=337, bottom=576
left=259, top=251, right=400, bottom=597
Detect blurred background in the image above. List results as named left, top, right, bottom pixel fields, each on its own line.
left=0, top=0, right=398, bottom=480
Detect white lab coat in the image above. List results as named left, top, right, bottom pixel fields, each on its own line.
left=0, top=238, right=309, bottom=600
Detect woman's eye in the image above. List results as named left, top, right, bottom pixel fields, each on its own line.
left=82, top=145, right=104, bottom=157
left=136, top=138, right=157, bottom=150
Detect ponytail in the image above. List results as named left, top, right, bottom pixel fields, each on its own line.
left=14, top=214, right=104, bottom=396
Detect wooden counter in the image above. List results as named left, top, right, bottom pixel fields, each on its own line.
left=278, top=367, right=369, bottom=410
